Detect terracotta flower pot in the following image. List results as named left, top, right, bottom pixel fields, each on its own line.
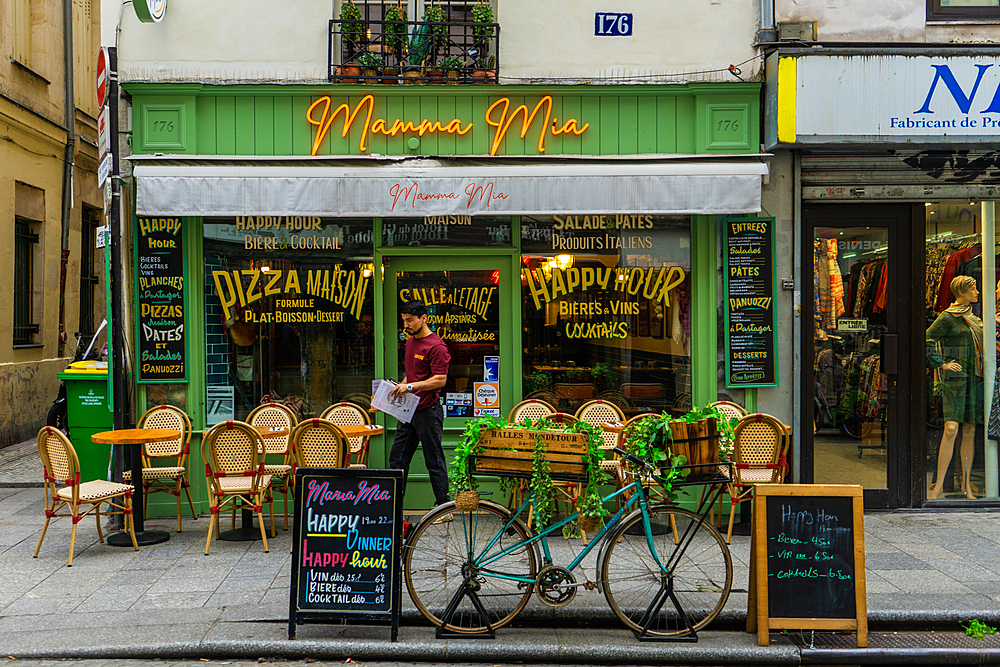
left=338, top=65, right=362, bottom=84
left=428, top=70, right=445, bottom=84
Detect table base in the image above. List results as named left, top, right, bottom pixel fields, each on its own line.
left=219, top=508, right=265, bottom=541
left=108, top=530, right=170, bottom=547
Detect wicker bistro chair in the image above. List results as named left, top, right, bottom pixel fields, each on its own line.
left=202, top=421, right=274, bottom=554
left=247, top=403, right=298, bottom=530
left=34, top=426, right=138, bottom=566
left=507, top=398, right=556, bottom=425
left=725, top=413, right=789, bottom=543
left=320, top=402, right=372, bottom=468
left=292, top=419, right=349, bottom=469
left=122, top=405, right=197, bottom=532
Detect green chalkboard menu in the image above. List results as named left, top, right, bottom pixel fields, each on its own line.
left=135, top=217, right=186, bottom=382
left=749, top=484, right=867, bottom=648
left=723, top=216, right=777, bottom=388
left=289, top=468, right=403, bottom=641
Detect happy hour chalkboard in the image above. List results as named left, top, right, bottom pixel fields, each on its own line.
left=135, top=217, right=187, bottom=382
left=724, top=216, right=777, bottom=388
left=749, top=484, right=867, bottom=648
left=288, top=468, right=403, bottom=641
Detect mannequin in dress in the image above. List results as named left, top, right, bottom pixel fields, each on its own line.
left=927, top=276, right=984, bottom=500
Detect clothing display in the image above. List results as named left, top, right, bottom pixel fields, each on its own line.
left=926, top=306, right=985, bottom=425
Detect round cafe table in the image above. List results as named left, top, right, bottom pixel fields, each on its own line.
left=91, top=428, right=180, bottom=546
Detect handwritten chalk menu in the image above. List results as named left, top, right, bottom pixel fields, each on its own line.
left=748, top=485, right=867, bottom=648
left=289, top=468, right=403, bottom=641
left=723, top=216, right=777, bottom=388
left=135, top=217, right=186, bottom=382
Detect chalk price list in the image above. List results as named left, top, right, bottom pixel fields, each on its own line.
left=297, top=478, right=395, bottom=612
left=768, top=505, right=853, bottom=583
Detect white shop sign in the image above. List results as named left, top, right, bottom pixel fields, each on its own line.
left=770, top=53, right=1000, bottom=145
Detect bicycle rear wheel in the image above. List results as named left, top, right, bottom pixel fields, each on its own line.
left=601, top=506, right=732, bottom=637
left=403, top=500, right=538, bottom=634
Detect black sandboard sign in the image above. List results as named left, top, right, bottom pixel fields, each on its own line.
left=723, top=216, right=778, bottom=388
left=289, top=467, right=404, bottom=641
left=135, top=217, right=187, bottom=382
left=748, top=484, right=867, bottom=647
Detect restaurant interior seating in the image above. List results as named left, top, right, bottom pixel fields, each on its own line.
left=247, top=402, right=298, bottom=530
left=123, top=404, right=197, bottom=532
left=202, top=420, right=274, bottom=554
left=320, top=402, right=372, bottom=467
left=35, top=426, right=139, bottom=566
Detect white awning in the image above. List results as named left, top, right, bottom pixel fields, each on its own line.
left=133, top=159, right=768, bottom=217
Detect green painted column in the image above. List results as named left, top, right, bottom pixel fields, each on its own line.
left=690, top=215, right=717, bottom=408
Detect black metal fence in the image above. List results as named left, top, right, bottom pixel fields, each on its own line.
left=329, top=18, right=499, bottom=84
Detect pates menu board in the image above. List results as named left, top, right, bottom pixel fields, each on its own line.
left=289, top=468, right=403, bottom=639
left=723, top=216, right=777, bottom=388
left=135, top=217, right=186, bottom=382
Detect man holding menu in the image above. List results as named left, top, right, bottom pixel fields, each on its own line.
left=389, top=300, right=451, bottom=507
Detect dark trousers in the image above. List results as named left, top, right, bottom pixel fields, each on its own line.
left=389, top=402, right=449, bottom=505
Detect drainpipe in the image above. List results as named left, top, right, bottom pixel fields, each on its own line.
left=58, top=0, right=75, bottom=357
left=758, top=0, right=777, bottom=45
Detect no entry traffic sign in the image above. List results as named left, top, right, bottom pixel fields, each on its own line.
left=96, top=48, right=109, bottom=108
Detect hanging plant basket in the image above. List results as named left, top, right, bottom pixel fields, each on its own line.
left=454, top=489, right=480, bottom=512
left=578, top=514, right=600, bottom=532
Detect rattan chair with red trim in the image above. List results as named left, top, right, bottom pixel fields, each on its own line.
left=320, top=402, right=372, bottom=468
left=292, top=419, right=348, bottom=469
left=247, top=403, right=298, bottom=531
left=202, top=420, right=274, bottom=554
left=507, top=398, right=556, bottom=425
left=34, top=426, right=138, bottom=566
left=122, top=405, right=197, bottom=532
left=725, top=413, right=788, bottom=543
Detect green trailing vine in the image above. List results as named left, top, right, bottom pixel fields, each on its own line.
left=471, top=1, right=495, bottom=38
left=382, top=4, right=407, bottom=54
left=530, top=429, right=555, bottom=527
left=421, top=4, right=448, bottom=52
left=340, top=0, right=364, bottom=51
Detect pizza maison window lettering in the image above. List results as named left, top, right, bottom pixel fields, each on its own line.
left=307, top=95, right=589, bottom=157
left=212, top=266, right=371, bottom=323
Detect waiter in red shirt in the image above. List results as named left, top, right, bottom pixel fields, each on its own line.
left=389, top=300, right=452, bottom=505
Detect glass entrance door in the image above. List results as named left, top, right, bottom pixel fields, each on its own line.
left=382, top=255, right=512, bottom=510
left=803, top=204, right=912, bottom=508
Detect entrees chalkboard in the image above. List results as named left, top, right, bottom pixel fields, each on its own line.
left=135, top=217, right=187, bottom=382
left=723, top=216, right=777, bottom=388
left=748, top=484, right=867, bottom=648
left=289, top=468, right=403, bottom=641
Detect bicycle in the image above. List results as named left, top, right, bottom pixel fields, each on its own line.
left=402, top=447, right=734, bottom=640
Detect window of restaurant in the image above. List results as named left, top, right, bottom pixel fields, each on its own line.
left=924, top=202, right=999, bottom=502
left=520, top=215, right=692, bottom=416
left=202, top=216, right=376, bottom=422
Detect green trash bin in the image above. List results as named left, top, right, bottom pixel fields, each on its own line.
left=56, top=361, right=112, bottom=482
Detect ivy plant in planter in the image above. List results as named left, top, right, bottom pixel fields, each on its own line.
left=340, top=0, right=365, bottom=57
left=382, top=4, right=407, bottom=59
left=471, top=1, right=495, bottom=40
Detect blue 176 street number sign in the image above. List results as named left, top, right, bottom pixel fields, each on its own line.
left=594, top=12, right=632, bottom=36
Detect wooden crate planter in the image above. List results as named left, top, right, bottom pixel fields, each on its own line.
left=664, top=417, right=720, bottom=480
left=472, top=428, right=590, bottom=483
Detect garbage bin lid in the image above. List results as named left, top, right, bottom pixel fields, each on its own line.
left=65, top=360, right=109, bottom=373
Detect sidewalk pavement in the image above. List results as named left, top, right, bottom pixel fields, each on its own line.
left=3, top=437, right=1000, bottom=663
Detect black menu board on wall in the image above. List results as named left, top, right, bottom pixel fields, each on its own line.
left=723, top=216, right=778, bottom=388
left=135, top=217, right=187, bottom=382
left=289, top=468, right=403, bottom=641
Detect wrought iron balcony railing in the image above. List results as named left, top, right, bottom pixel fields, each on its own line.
left=329, top=18, right=499, bottom=84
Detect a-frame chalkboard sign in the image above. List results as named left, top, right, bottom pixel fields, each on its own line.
left=288, top=467, right=404, bottom=641
left=747, top=484, right=867, bottom=648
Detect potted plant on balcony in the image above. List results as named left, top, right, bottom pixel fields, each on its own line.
left=358, top=52, right=383, bottom=83
left=421, top=2, right=448, bottom=77
left=338, top=0, right=364, bottom=82
left=383, top=2, right=407, bottom=78
left=442, top=54, right=463, bottom=84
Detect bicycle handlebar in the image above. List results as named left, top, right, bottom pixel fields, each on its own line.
left=613, top=447, right=654, bottom=471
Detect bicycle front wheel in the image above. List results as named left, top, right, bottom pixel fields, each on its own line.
left=601, top=506, right=732, bottom=637
left=403, top=500, right=538, bottom=634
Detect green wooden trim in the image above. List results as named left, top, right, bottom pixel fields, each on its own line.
left=690, top=215, right=717, bottom=408
left=186, top=217, right=206, bottom=429
left=124, top=82, right=762, bottom=158
left=745, top=388, right=757, bottom=413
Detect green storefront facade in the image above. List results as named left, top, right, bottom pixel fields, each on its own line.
left=124, top=82, right=765, bottom=514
